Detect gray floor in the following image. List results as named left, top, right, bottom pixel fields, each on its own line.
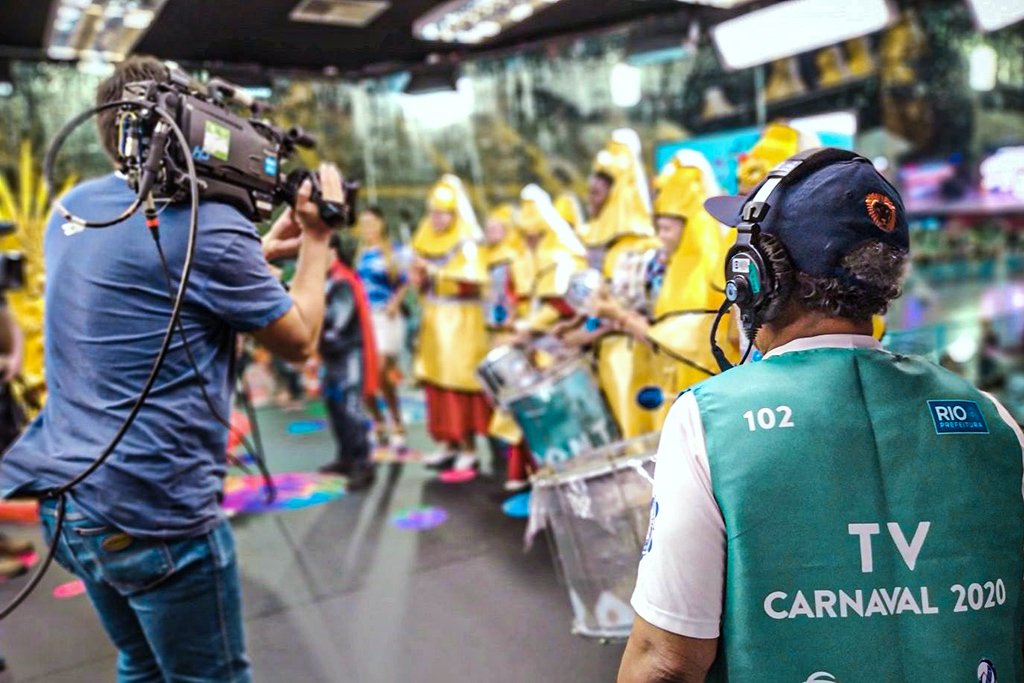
left=0, top=403, right=626, bottom=682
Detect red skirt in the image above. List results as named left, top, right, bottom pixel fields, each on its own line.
left=423, top=384, right=493, bottom=444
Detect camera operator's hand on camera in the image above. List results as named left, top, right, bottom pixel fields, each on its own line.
left=262, top=209, right=303, bottom=262
left=294, top=162, right=343, bottom=239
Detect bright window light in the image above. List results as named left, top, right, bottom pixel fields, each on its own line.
left=790, top=111, right=858, bottom=138
left=969, top=44, right=998, bottom=91
left=400, top=76, right=474, bottom=128
left=610, top=63, right=642, bottom=108
left=965, top=0, right=1024, bottom=32
left=711, top=0, right=897, bottom=71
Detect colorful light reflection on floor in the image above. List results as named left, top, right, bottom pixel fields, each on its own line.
left=221, top=472, right=346, bottom=516
left=391, top=506, right=448, bottom=531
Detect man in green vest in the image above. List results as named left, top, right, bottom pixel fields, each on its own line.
left=618, top=148, right=1023, bottom=682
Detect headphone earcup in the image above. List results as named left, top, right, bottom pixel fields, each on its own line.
left=724, top=244, right=770, bottom=311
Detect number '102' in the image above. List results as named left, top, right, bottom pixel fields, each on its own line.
left=743, top=407, right=795, bottom=431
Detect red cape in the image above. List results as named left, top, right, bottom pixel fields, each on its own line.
left=329, top=258, right=380, bottom=397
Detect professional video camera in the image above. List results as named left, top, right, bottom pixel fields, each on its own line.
left=115, top=67, right=357, bottom=226
left=0, top=223, right=24, bottom=292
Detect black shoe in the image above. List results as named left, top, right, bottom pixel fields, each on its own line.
left=425, top=455, right=456, bottom=471
left=346, top=467, right=377, bottom=492
left=318, top=460, right=353, bottom=477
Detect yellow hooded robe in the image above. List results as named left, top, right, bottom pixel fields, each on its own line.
left=635, top=151, right=741, bottom=431
left=412, top=175, right=489, bottom=392
left=581, top=130, right=662, bottom=438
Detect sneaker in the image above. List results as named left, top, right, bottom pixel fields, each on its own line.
left=318, top=460, right=353, bottom=477
left=452, top=452, right=479, bottom=472
left=390, top=431, right=407, bottom=452
left=503, top=479, right=530, bottom=493
left=423, top=449, right=456, bottom=470
left=0, top=535, right=33, bottom=557
left=346, top=467, right=377, bottom=492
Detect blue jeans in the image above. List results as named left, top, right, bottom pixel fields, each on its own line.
left=323, top=349, right=370, bottom=467
left=40, top=499, right=251, bottom=683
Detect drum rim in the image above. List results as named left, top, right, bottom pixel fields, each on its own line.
left=532, top=433, right=659, bottom=487
left=501, top=358, right=595, bottom=404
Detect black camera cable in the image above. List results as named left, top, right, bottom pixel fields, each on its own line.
left=147, top=215, right=276, bottom=503
left=0, top=102, right=198, bottom=620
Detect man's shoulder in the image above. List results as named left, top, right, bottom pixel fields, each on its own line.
left=60, top=173, right=125, bottom=205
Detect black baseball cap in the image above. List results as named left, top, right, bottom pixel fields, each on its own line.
left=704, top=150, right=910, bottom=279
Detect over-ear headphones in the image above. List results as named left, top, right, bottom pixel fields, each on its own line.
left=714, top=147, right=868, bottom=369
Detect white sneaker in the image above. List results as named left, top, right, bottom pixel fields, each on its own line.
left=503, top=478, right=529, bottom=492
left=453, top=452, right=478, bottom=471
left=390, top=432, right=407, bottom=451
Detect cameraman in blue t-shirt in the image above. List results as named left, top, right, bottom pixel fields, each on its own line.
left=0, top=56, right=344, bottom=682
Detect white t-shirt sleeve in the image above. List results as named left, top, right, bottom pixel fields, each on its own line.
left=630, top=391, right=726, bottom=639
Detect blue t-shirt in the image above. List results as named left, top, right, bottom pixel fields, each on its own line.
left=356, top=246, right=406, bottom=310
left=0, top=174, right=293, bottom=539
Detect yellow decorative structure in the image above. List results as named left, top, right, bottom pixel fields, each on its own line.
left=0, top=140, right=75, bottom=413
left=412, top=175, right=489, bottom=392
left=582, top=130, right=662, bottom=438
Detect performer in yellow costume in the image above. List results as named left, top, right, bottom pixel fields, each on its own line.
left=481, top=203, right=523, bottom=334
left=577, top=129, right=662, bottom=438
left=595, top=151, right=739, bottom=431
left=411, top=175, right=491, bottom=473
left=737, top=121, right=821, bottom=193
left=489, top=184, right=587, bottom=488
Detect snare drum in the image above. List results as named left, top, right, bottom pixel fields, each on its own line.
left=530, top=434, right=658, bottom=640
left=504, top=359, right=620, bottom=467
left=476, top=345, right=540, bottom=405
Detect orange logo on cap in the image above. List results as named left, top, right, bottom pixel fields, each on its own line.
left=866, top=193, right=897, bottom=232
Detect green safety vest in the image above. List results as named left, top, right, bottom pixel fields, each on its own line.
left=691, top=347, right=1023, bottom=682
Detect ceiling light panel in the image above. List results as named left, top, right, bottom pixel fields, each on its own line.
left=47, top=0, right=169, bottom=62
left=710, top=0, right=897, bottom=71
left=414, top=0, right=563, bottom=45
left=290, top=0, right=391, bottom=28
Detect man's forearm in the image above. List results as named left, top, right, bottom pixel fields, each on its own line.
left=286, top=233, right=332, bottom=354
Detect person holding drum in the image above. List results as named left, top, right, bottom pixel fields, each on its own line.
left=481, top=203, right=527, bottom=482
left=619, top=148, right=1024, bottom=681
left=486, top=185, right=588, bottom=489
left=481, top=203, right=522, bottom=335
left=411, top=176, right=492, bottom=474
left=573, top=129, right=663, bottom=438
left=592, top=150, right=739, bottom=433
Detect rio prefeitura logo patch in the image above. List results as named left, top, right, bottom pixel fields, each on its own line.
left=927, top=400, right=989, bottom=435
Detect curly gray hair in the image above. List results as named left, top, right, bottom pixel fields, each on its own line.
left=760, top=234, right=907, bottom=321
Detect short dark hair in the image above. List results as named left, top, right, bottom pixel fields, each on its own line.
left=361, top=205, right=386, bottom=223
left=760, top=234, right=907, bottom=321
left=591, top=171, right=615, bottom=187
left=96, top=56, right=169, bottom=162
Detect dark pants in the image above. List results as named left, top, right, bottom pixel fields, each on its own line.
left=40, top=499, right=249, bottom=682
left=322, top=348, right=370, bottom=468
